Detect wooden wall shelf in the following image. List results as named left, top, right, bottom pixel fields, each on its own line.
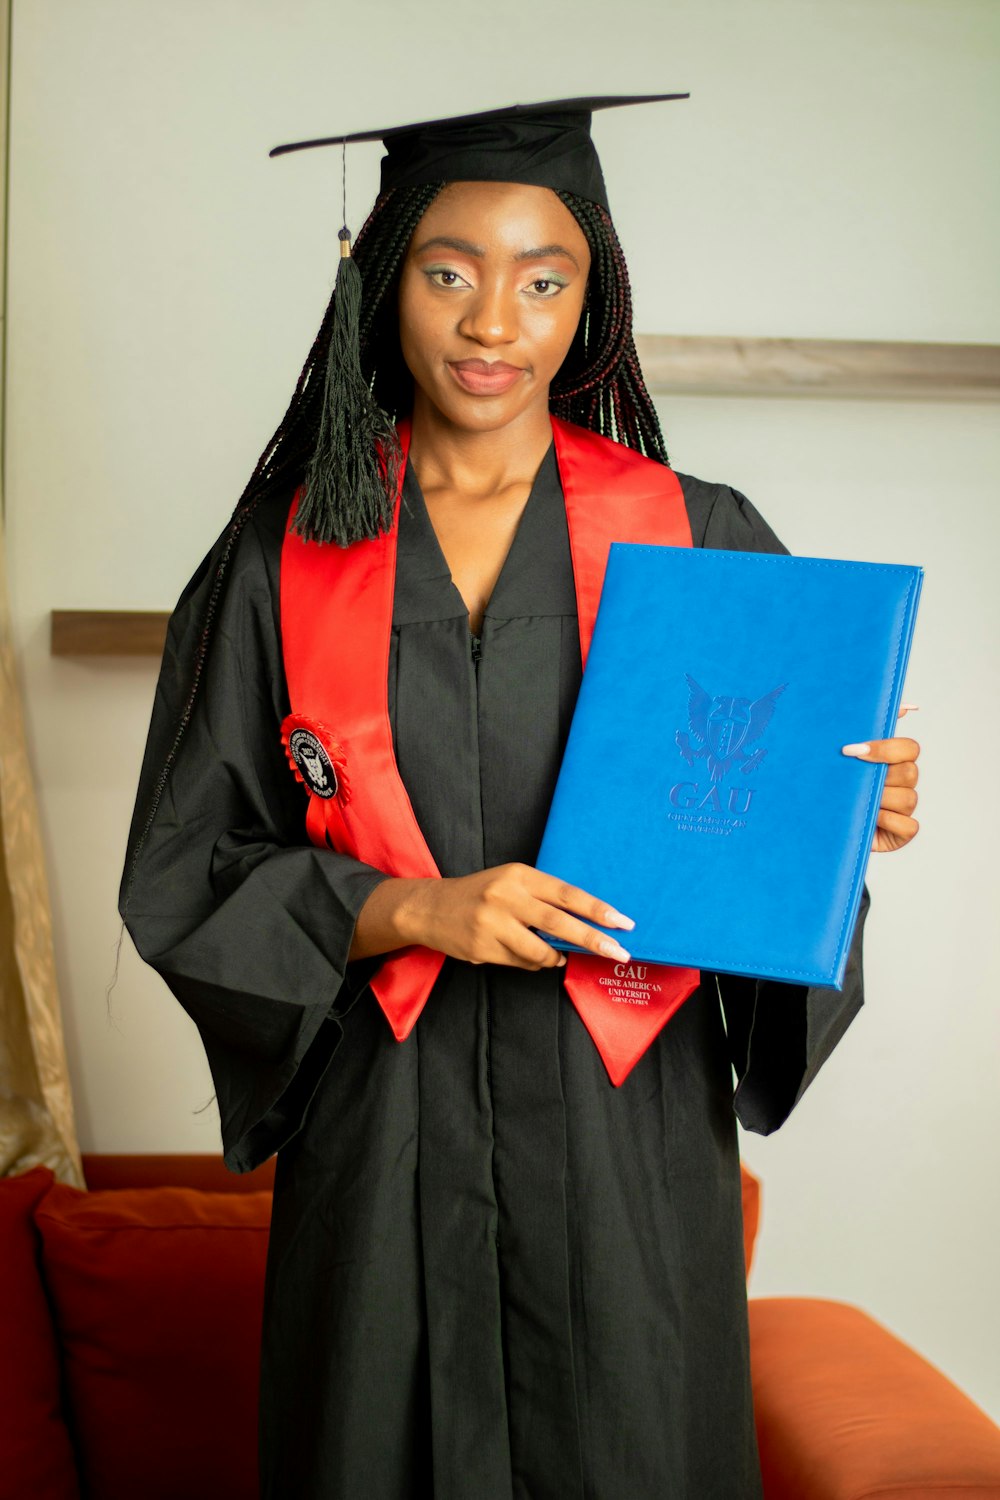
left=635, top=335, right=1000, bottom=400
left=49, top=334, right=999, bottom=657
left=50, top=610, right=169, bottom=657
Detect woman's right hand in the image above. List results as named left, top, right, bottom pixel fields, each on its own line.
left=350, top=864, right=635, bottom=970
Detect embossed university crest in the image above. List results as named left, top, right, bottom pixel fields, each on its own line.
left=675, top=674, right=786, bottom=783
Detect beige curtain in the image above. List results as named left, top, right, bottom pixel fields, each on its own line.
left=0, top=521, right=82, bottom=1183
left=0, top=0, right=82, bottom=1184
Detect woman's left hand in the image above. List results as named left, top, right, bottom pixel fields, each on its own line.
left=842, top=708, right=920, bottom=853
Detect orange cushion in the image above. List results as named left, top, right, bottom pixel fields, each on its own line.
left=36, top=1182, right=271, bottom=1500
left=740, top=1162, right=761, bottom=1279
left=749, top=1296, right=1000, bottom=1499
left=0, top=1167, right=80, bottom=1500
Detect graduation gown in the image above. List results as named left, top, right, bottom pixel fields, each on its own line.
left=122, top=439, right=867, bottom=1500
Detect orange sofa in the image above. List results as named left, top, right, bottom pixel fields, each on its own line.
left=2, top=1155, right=998, bottom=1500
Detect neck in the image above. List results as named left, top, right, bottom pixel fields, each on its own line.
left=406, top=393, right=554, bottom=499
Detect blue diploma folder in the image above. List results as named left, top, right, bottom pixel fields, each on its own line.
left=536, top=545, right=922, bottom=988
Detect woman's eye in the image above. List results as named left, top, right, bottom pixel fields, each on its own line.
left=425, top=268, right=469, bottom=289
left=526, top=277, right=567, bottom=298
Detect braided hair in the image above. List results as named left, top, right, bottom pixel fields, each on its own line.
left=123, top=183, right=666, bottom=899
left=551, top=192, right=666, bottom=460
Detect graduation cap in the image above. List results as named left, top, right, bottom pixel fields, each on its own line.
left=269, top=94, right=689, bottom=213
left=271, top=95, right=689, bottom=546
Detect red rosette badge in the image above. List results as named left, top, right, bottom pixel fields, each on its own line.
left=280, top=715, right=351, bottom=804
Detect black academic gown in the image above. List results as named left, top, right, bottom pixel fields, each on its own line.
left=122, top=444, right=867, bottom=1500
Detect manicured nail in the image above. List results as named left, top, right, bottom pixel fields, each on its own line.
left=842, top=743, right=871, bottom=757
left=600, top=939, right=631, bottom=962
left=899, top=703, right=920, bottom=713
left=604, top=907, right=636, bottom=930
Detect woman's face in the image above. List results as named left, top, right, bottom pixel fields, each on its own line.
left=398, top=180, right=591, bottom=434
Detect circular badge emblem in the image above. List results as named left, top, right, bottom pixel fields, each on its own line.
left=287, top=727, right=339, bottom=800
left=281, top=714, right=351, bottom=804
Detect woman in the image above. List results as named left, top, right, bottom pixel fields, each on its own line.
left=122, top=100, right=920, bottom=1499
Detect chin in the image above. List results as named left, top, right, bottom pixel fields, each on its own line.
left=424, top=385, right=545, bottom=435
left=455, top=402, right=530, bottom=432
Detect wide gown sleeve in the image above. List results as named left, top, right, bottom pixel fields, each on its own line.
left=120, top=501, right=388, bottom=1172
left=677, top=472, right=869, bottom=1134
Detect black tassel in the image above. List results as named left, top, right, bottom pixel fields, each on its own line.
left=295, top=226, right=401, bottom=546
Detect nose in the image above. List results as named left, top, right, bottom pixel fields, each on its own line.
left=457, top=280, right=518, bottom=348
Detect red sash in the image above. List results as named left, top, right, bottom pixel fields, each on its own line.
left=280, top=416, right=700, bottom=1084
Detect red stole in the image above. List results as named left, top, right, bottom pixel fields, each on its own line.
left=280, top=416, right=699, bottom=1084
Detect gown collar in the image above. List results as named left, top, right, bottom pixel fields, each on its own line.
left=393, top=443, right=577, bottom=627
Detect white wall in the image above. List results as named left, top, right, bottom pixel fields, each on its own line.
left=6, top=0, right=999, bottom=1419
left=666, top=391, right=1000, bottom=1420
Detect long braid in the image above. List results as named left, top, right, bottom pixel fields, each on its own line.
left=550, top=193, right=668, bottom=463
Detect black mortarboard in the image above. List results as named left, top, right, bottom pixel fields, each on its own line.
left=270, top=95, right=688, bottom=212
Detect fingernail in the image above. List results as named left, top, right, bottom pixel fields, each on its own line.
left=842, top=743, right=871, bottom=757
left=899, top=703, right=920, bottom=712
left=604, top=907, right=635, bottom=930
left=557, top=954, right=567, bottom=967
left=600, top=939, right=631, bottom=962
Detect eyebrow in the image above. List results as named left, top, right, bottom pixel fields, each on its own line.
left=516, top=243, right=581, bottom=271
left=412, top=235, right=581, bottom=271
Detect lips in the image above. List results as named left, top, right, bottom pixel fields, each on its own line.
left=447, top=359, right=525, bottom=396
